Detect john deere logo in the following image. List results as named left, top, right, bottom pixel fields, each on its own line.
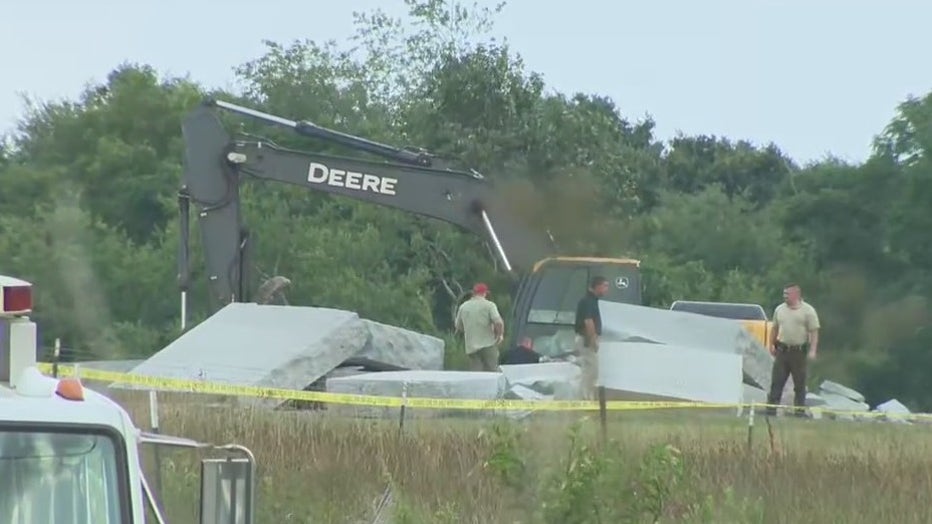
left=614, top=277, right=629, bottom=289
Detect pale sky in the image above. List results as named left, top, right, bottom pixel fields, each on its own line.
left=3, top=0, right=930, bottom=165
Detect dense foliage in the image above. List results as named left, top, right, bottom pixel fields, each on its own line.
left=1, top=0, right=930, bottom=408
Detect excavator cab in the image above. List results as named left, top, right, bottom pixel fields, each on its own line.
left=510, top=257, right=642, bottom=356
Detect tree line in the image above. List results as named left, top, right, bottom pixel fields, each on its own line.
left=1, top=0, right=930, bottom=409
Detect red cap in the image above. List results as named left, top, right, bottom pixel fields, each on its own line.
left=473, top=283, right=489, bottom=294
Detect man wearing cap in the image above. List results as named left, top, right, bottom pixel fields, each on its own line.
left=454, top=283, right=505, bottom=372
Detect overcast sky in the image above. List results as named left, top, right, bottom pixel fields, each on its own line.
left=3, top=0, right=930, bottom=165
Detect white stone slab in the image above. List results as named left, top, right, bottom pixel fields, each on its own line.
left=874, top=398, right=912, bottom=424
left=597, top=302, right=775, bottom=391
left=116, top=303, right=368, bottom=403
left=805, top=393, right=826, bottom=406
left=505, top=384, right=550, bottom=401
left=325, top=370, right=507, bottom=418
left=499, top=362, right=583, bottom=400
left=818, top=391, right=870, bottom=420
left=819, top=380, right=866, bottom=403
left=876, top=398, right=910, bottom=414
left=599, top=341, right=743, bottom=405
left=356, top=319, right=445, bottom=370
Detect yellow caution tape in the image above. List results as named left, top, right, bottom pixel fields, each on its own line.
left=34, top=363, right=929, bottom=420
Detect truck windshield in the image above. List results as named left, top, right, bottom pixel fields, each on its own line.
left=0, top=429, right=127, bottom=523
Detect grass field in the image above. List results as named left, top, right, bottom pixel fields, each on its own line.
left=109, top=390, right=932, bottom=524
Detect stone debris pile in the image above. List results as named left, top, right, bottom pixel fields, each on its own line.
left=98, top=301, right=918, bottom=423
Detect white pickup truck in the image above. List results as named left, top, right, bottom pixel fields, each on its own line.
left=0, top=274, right=257, bottom=523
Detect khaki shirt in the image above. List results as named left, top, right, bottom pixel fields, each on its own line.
left=455, top=297, right=503, bottom=353
left=773, top=301, right=820, bottom=346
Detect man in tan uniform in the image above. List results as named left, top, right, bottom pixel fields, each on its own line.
left=454, top=283, right=504, bottom=372
left=766, top=283, right=820, bottom=416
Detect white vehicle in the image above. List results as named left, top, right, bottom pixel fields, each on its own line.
left=0, top=275, right=256, bottom=523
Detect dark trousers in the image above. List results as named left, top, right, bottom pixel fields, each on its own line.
left=766, top=342, right=808, bottom=416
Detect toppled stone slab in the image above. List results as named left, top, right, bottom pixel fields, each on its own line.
left=597, top=302, right=774, bottom=391
left=499, top=362, right=583, bottom=400
left=876, top=398, right=910, bottom=414
left=819, top=380, right=866, bottom=403
left=116, top=303, right=368, bottom=408
left=503, top=384, right=548, bottom=421
left=599, top=341, right=744, bottom=405
left=505, top=384, right=550, bottom=401
left=873, top=399, right=912, bottom=424
left=326, top=370, right=507, bottom=418
left=817, top=392, right=870, bottom=420
left=740, top=385, right=827, bottom=415
left=356, top=319, right=444, bottom=371
left=806, top=392, right=827, bottom=407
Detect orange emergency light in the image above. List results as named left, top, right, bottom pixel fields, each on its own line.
left=55, top=378, right=85, bottom=401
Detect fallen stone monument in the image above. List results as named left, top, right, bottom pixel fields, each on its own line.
left=356, top=319, right=444, bottom=371
left=597, top=302, right=775, bottom=391
left=599, top=341, right=744, bottom=405
left=326, top=370, right=508, bottom=418
left=112, top=303, right=444, bottom=408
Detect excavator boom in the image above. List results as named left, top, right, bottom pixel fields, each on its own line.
left=178, top=100, right=549, bottom=313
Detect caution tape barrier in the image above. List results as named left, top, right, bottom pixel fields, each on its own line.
left=34, top=363, right=929, bottom=421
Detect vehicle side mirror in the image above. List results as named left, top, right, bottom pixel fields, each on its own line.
left=200, top=457, right=256, bottom=524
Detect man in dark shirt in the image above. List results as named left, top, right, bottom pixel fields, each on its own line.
left=500, top=337, right=544, bottom=365
left=574, top=276, right=610, bottom=400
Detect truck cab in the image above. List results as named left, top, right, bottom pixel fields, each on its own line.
left=0, top=371, right=143, bottom=522
left=0, top=275, right=257, bottom=523
left=669, top=300, right=773, bottom=347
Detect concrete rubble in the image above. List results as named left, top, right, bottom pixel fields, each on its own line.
left=809, top=380, right=870, bottom=420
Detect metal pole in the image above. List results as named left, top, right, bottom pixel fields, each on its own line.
left=598, top=386, right=608, bottom=445
left=52, top=338, right=60, bottom=378
left=480, top=210, right=512, bottom=272
left=213, top=99, right=298, bottom=127
left=746, top=403, right=755, bottom=451
left=180, top=291, right=187, bottom=332
left=398, top=382, right=408, bottom=435
left=149, top=391, right=164, bottom=510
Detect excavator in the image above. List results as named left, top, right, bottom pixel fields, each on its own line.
left=177, top=99, right=642, bottom=354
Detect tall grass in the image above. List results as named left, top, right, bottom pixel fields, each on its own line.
left=109, top=391, right=932, bottom=523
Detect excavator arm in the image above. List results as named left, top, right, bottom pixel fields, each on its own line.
left=178, top=100, right=549, bottom=314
